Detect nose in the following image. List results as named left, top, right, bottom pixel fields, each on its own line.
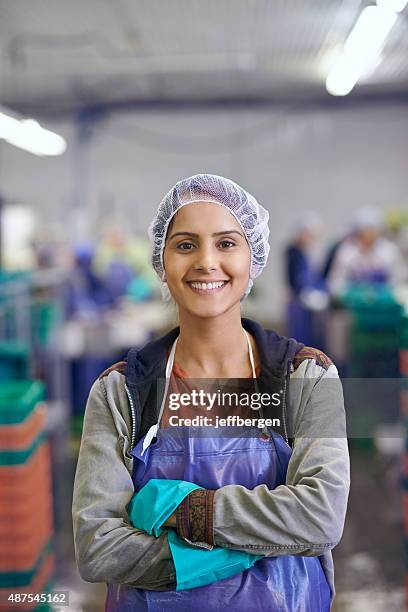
left=192, top=244, right=218, bottom=273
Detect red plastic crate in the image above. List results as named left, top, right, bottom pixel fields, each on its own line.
left=0, top=554, right=54, bottom=611
left=0, top=407, right=46, bottom=451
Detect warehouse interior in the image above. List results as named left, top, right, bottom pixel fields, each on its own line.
left=0, top=1, right=407, bottom=610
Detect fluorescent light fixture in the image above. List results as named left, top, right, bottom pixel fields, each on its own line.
left=326, top=5, right=398, bottom=96
left=0, top=108, right=66, bottom=156
left=377, top=0, right=408, bottom=13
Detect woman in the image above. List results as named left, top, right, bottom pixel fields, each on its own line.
left=72, top=174, right=350, bottom=611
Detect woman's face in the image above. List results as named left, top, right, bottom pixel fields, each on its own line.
left=163, top=202, right=251, bottom=319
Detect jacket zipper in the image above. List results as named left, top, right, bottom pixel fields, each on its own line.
left=124, top=383, right=136, bottom=452
left=281, top=360, right=292, bottom=445
left=126, top=363, right=293, bottom=449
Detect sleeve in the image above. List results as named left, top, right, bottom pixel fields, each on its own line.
left=176, top=364, right=350, bottom=556
left=72, top=379, right=176, bottom=589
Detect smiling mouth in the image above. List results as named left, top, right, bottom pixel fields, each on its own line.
left=186, top=280, right=229, bottom=294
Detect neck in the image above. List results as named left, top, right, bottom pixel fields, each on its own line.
left=175, top=306, right=256, bottom=377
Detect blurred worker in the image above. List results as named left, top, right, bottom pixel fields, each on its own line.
left=285, top=212, right=328, bottom=347
left=32, top=242, right=55, bottom=269
left=322, top=235, right=348, bottom=282
left=65, top=243, right=109, bottom=318
left=95, top=226, right=157, bottom=304
left=328, top=206, right=405, bottom=298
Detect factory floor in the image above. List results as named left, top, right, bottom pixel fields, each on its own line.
left=332, top=445, right=405, bottom=611
left=53, top=443, right=405, bottom=612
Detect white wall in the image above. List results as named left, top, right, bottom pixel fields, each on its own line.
left=1, top=103, right=407, bottom=321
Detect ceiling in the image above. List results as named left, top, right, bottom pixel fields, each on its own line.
left=0, top=0, right=407, bottom=116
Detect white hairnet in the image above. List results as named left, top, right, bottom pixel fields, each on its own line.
left=148, top=174, right=270, bottom=301
left=353, top=206, right=383, bottom=231
left=293, top=210, right=323, bottom=236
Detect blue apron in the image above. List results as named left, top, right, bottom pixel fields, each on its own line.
left=106, top=332, right=331, bottom=611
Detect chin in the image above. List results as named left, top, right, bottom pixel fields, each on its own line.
left=184, top=300, right=241, bottom=319
left=191, top=308, right=226, bottom=319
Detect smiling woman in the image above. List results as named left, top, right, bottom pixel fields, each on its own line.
left=163, top=203, right=251, bottom=319
left=72, top=174, right=350, bottom=612
left=149, top=175, right=270, bottom=303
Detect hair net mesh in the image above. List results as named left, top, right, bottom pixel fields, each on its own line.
left=148, top=174, right=270, bottom=301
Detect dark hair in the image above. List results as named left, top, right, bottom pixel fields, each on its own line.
left=164, top=210, right=180, bottom=245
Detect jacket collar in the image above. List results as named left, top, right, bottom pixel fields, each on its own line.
left=126, top=317, right=303, bottom=386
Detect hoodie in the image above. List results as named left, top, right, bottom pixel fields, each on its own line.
left=72, top=318, right=350, bottom=607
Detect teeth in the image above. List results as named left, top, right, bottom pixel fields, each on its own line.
left=190, top=281, right=225, bottom=290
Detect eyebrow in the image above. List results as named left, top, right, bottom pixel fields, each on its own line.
left=168, top=230, right=244, bottom=240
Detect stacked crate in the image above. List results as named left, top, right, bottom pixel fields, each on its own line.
left=30, top=300, right=60, bottom=349
left=342, top=285, right=402, bottom=451
left=0, top=381, right=54, bottom=611
left=344, top=284, right=402, bottom=378
left=0, top=342, right=29, bottom=383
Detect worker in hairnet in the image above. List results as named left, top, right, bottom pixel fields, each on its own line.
left=328, top=206, right=405, bottom=297
left=72, top=175, right=349, bottom=611
left=285, top=212, right=329, bottom=348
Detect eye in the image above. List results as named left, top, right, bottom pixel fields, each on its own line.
left=218, top=239, right=236, bottom=249
left=176, top=241, right=195, bottom=251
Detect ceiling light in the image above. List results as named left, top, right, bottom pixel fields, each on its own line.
left=376, top=0, right=408, bottom=13
left=0, top=108, right=66, bottom=156
left=326, top=5, right=398, bottom=96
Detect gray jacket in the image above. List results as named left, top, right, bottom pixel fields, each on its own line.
left=72, top=319, right=350, bottom=606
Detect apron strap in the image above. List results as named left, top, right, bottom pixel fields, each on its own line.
left=141, top=329, right=261, bottom=455
left=243, top=329, right=257, bottom=379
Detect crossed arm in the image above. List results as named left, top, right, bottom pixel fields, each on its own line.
left=72, top=367, right=349, bottom=587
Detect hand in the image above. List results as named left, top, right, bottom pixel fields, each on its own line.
left=163, top=512, right=177, bottom=528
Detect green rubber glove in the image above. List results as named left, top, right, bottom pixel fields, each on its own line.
left=167, top=529, right=262, bottom=591
left=128, top=479, right=263, bottom=591
left=127, top=478, right=202, bottom=537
